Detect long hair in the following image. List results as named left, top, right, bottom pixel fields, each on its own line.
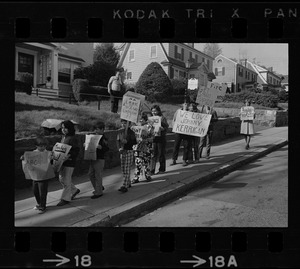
left=151, top=105, right=162, bottom=116
left=61, top=120, right=75, bottom=136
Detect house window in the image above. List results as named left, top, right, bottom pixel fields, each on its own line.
left=195, top=55, right=198, bottom=63
left=18, top=52, right=34, bottom=74
left=126, top=72, right=132, bottom=80
left=179, top=70, right=185, bottom=78
left=129, top=49, right=135, bottom=62
left=206, top=60, right=210, bottom=69
left=217, top=58, right=222, bottom=63
left=58, top=59, right=71, bottom=84
left=215, top=67, right=225, bottom=76
left=150, top=45, right=157, bottom=58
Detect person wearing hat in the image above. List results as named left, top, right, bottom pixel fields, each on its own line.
left=107, top=67, right=124, bottom=113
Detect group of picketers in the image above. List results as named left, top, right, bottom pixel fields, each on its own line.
left=21, top=98, right=255, bottom=214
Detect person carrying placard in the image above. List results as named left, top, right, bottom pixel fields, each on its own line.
left=57, top=120, right=81, bottom=206
left=117, top=119, right=137, bottom=193
left=131, top=112, right=155, bottom=184
left=240, top=99, right=256, bottom=149
left=198, top=105, right=218, bottom=160
left=149, top=105, right=169, bottom=175
left=20, top=137, right=54, bottom=214
left=170, top=102, right=192, bottom=167
left=107, top=67, right=124, bottom=113
left=84, top=121, right=109, bottom=199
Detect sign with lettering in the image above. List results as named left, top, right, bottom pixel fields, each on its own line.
left=51, top=143, right=72, bottom=172
left=22, top=151, right=55, bottom=181
left=84, top=134, right=102, bottom=160
left=148, top=116, right=161, bottom=136
left=240, top=106, right=255, bottom=120
left=196, top=82, right=227, bottom=107
left=188, top=78, right=198, bottom=90
left=131, top=125, right=150, bottom=142
left=172, top=110, right=212, bottom=137
left=121, top=91, right=145, bottom=123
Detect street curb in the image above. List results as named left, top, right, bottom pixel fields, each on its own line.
left=81, top=139, right=288, bottom=227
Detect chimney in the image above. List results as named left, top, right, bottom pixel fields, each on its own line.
left=244, top=59, right=247, bottom=67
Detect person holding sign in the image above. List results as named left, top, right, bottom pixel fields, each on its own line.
left=188, top=102, right=201, bottom=163
left=240, top=99, right=256, bottom=150
left=57, top=120, right=81, bottom=206
left=198, top=105, right=218, bottom=160
left=149, top=105, right=169, bottom=175
left=84, top=121, right=109, bottom=199
left=107, top=67, right=124, bottom=113
left=117, top=119, right=137, bottom=193
left=20, top=137, right=54, bottom=214
left=170, top=102, right=193, bottom=166
left=131, top=112, right=155, bottom=184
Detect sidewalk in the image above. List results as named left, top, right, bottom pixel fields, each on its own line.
left=15, top=127, right=288, bottom=227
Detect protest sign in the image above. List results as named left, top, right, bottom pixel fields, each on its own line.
left=148, top=116, right=161, bottom=136
left=121, top=91, right=145, bottom=123
left=172, top=110, right=212, bottom=137
left=51, top=143, right=72, bottom=172
left=22, top=151, right=55, bottom=181
left=240, top=106, right=255, bottom=120
left=84, top=134, right=102, bottom=160
left=196, top=82, right=227, bottom=107
left=188, top=78, right=198, bottom=90
left=131, top=125, right=150, bottom=142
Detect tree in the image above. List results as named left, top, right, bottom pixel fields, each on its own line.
left=93, top=43, right=120, bottom=68
left=203, top=43, right=222, bottom=58
left=135, top=62, right=172, bottom=103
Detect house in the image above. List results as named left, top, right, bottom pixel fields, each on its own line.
left=116, top=43, right=215, bottom=87
left=15, top=43, right=94, bottom=99
left=281, top=75, right=288, bottom=92
left=246, top=61, right=283, bottom=91
left=213, top=55, right=258, bottom=93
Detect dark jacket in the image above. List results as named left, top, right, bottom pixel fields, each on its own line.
left=96, top=135, right=109, bottom=159
left=123, top=128, right=137, bottom=150
left=61, top=135, right=80, bottom=167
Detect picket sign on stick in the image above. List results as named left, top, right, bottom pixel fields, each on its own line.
left=120, top=91, right=145, bottom=124
left=172, top=110, right=212, bottom=137
left=196, top=82, right=227, bottom=108
left=148, top=115, right=161, bottom=136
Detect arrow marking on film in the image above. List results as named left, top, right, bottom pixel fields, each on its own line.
left=43, top=254, right=70, bottom=267
left=180, top=255, right=206, bottom=268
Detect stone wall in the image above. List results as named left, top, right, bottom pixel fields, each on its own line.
left=13, top=116, right=254, bottom=189
left=214, top=107, right=288, bottom=127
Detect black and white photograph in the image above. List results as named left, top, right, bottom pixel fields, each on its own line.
left=14, top=42, right=288, bottom=227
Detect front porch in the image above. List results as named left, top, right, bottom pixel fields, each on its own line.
left=32, top=83, right=73, bottom=101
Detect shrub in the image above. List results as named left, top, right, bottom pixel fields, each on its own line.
left=72, top=79, right=109, bottom=102
left=135, top=62, right=173, bottom=103
left=74, top=61, right=115, bottom=87
left=170, top=78, right=186, bottom=95
left=15, top=72, right=33, bottom=95
left=223, top=90, right=279, bottom=108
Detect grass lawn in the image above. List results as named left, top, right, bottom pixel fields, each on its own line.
left=15, top=92, right=279, bottom=140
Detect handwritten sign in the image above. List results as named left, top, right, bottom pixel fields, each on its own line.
left=188, top=78, right=198, bottom=90
left=172, top=110, right=212, bottom=137
left=240, top=106, right=255, bottom=120
left=148, top=116, right=161, bottom=136
left=84, top=134, right=102, bottom=160
left=51, top=143, right=72, bottom=172
left=131, top=125, right=149, bottom=142
left=121, top=91, right=145, bottom=123
left=196, top=82, right=227, bottom=107
left=22, top=151, right=55, bottom=181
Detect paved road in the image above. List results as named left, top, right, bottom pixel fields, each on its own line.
left=122, top=145, right=288, bottom=227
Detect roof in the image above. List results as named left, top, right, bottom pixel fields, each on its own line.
left=58, top=53, right=85, bottom=63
